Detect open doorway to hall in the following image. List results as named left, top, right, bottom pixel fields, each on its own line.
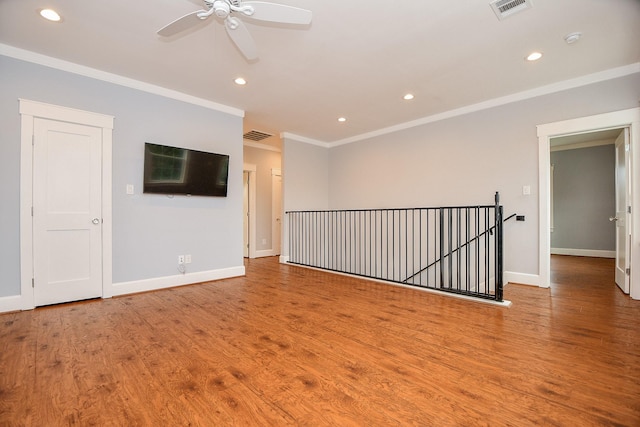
left=243, top=140, right=282, bottom=259
left=550, top=128, right=629, bottom=295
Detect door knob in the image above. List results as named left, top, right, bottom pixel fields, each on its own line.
left=609, top=216, right=619, bottom=222
left=92, top=218, right=100, bottom=224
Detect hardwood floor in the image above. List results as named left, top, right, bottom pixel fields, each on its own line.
left=1, top=255, right=639, bottom=426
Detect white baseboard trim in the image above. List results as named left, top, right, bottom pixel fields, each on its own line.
left=551, top=248, right=615, bottom=258
left=110, top=265, right=245, bottom=297
left=504, top=271, right=541, bottom=287
left=254, top=249, right=278, bottom=258
left=279, top=255, right=289, bottom=263
left=282, top=263, right=511, bottom=307
left=0, top=295, right=22, bottom=314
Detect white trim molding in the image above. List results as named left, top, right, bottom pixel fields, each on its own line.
left=243, top=163, right=257, bottom=259
left=0, top=295, right=22, bottom=314
left=538, top=107, right=640, bottom=299
left=504, top=272, right=540, bottom=287
left=281, top=132, right=328, bottom=147
left=551, top=248, right=615, bottom=258
left=255, top=249, right=278, bottom=258
left=110, top=266, right=245, bottom=297
left=330, top=64, right=640, bottom=147
left=2, top=44, right=244, bottom=118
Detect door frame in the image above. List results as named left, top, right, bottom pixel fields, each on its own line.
left=271, top=168, right=282, bottom=256
left=19, top=99, right=114, bottom=309
left=537, top=107, right=640, bottom=299
left=243, top=163, right=257, bottom=258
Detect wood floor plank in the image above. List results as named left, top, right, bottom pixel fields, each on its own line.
left=1, top=255, right=639, bottom=426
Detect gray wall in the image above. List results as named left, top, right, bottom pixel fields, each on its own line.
left=551, top=144, right=616, bottom=251
left=0, top=55, right=244, bottom=297
left=323, top=73, right=640, bottom=276
left=281, top=138, right=329, bottom=258
left=243, top=145, right=281, bottom=251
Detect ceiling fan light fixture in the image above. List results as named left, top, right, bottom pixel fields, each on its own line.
left=40, top=8, right=61, bottom=22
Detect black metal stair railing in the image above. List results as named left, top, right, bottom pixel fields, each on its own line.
left=286, top=193, right=508, bottom=302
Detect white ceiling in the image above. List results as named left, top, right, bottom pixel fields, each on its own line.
left=1, top=0, right=639, bottom=146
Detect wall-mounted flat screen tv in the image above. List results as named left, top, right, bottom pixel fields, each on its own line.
left=143, top=142, right=229, bottom=197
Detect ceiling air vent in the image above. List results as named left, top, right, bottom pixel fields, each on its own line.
left=243, top=130, right=273, bottom=141
left=490, top=0, right=533, bottom=20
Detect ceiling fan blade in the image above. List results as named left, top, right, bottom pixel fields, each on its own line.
left=225, top=17, right=258, bottom=60
left=242, top=1, right=312, bottom=25
left=157, top=10, right=208, bottom=37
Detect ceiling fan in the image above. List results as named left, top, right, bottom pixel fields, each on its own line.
left=157, top=0, right=312, bottom=60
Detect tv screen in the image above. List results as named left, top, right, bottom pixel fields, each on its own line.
left=143, top=143, right=229, bottom=197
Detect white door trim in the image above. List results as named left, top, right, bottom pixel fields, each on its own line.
left=271, top=168, right=282, bottom=256
left=537, top=107, right=640, bottom=299
left=19, top=99, right=114, bottom=309
left=243, top=163, right=257, bottom=259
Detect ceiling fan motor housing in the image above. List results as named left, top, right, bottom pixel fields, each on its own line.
left=213, top=1, right=231, bottom=18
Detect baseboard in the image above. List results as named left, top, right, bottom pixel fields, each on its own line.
left=0, top=295, right=22, bottom=314
left=504, top=271, right=541, bottom=287
left=551, top=248, right=615, bottom=258
left=279, top=255, right=289, bottom=264
left=254, top=249, right=278, bottom=258
left=110, top=265, right=245, bottom=297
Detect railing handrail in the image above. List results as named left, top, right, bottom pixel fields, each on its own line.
left=402, top=213, right=515, bottom=283
left=286, top=204, right=497, bottom=214
left=286, top=193, right=507, bottom=302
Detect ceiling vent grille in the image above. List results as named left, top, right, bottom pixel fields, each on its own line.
left=243, top=130, right=273, bottom=141
left=490, top=0, right=533, bottom=20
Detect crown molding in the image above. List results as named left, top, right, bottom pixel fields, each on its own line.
left=328, top=62, right=640, bottom=148
left=0, top=43, right=244, bottom=118
left=281, top=132, right=328, bottom=147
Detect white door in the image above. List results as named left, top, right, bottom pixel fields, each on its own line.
left=243, top=171, right=250, bottom=257
left=272, top=172, right=282, bottom=255
left=613, top=129, right=630, bottom=294
left=33, top=118, right=103, bottom=306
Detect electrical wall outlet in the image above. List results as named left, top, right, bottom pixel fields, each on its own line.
left=178, top=255, right=185, bottom=264
left=185, top=254, right=192, bottom=264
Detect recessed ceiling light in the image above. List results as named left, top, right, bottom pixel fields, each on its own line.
left=403, top=94, right=415, bottom=100
left=526, top=51, right=543, bottom=61
left=337, top=117, right=347, bottom=123
left=40, top=9, right=61, bottom=22
left=564, top=32, right=582, bottom=44
left=234, top=77, right=246, bottom=85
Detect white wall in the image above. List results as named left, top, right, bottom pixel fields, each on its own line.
left=0, top=54, right=244, bottom=304
left=294, top=73, right=640, bottom=281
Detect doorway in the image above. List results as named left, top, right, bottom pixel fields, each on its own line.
left=537, top=108, right=639, bottom=299
left=20, top=99, right=114, bottom=309
left=549, top=129, right=624, bottom=292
